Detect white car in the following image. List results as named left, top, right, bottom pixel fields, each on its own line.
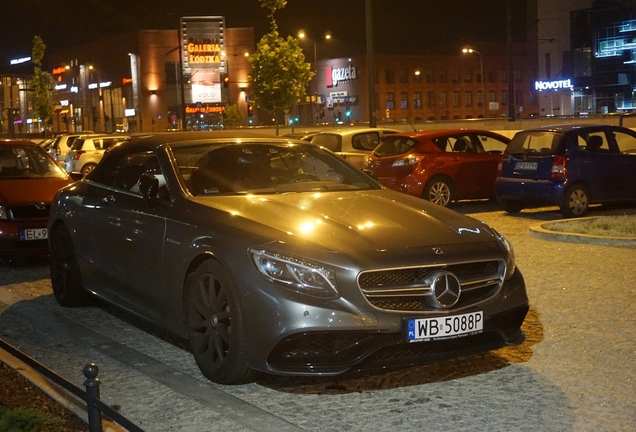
left=310, top=127, right=402, bottom=168
left=49, top=132, right=95, bottom=162
left=63, top=135, right=130, bottom=177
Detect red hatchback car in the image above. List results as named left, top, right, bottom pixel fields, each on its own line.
left=0, top=139, right=73, bottom=257
left=364, top=129, right=510, bottom=207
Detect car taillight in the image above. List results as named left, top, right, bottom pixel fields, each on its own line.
left=73, top=150, right=86, bottom=160
left=55, top=147, right=60, bottom=156
left=550, top=155, right=566, bottom=179
left=391, top=155, right=419, bottom=168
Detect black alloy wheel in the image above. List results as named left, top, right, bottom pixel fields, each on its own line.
left=49, top=225, right=93, bottom=307
left=186, top=260, right=257, bottom=384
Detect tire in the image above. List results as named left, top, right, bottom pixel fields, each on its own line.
left=185, top=260, right=258, bottom=384
left=560, top=184, right=590, bottom=218
left=501, top=199, right=524, bottom=214
left=81, top=163, right=97, bottom=177
left=49, top=225, right=93, bottom=307
left=423, top=177, right=454, bottom=207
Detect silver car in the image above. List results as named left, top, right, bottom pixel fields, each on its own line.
left=48, top=131, right=528, bottom=384
left=63, top=134, right=130, bottom=177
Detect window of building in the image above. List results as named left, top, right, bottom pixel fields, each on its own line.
left=500, top=69, right=507, bottom=82
left=414, top=91, right=422, bottom=108
left=465, top=90, right=472, bottom=106
left=413, top=70, right=422, bottom=83
left=516, top=89, right=523, bottom=106
left=452, top=91, right=460, bottom=107
left=451, top=69, right=459, bottom=83
left=400, top=92, right=408, bottom=109
left=502, top=90, right=508, bottom=105
left=488, top=69, right=496, bottom=83
left=386, top=92, right=395, bottom=109
left=426, top=69, right=434, bottom=83
left=385, top=70, right=395, bottom=84
left=427, top=91, right=435, bottom=108
left=438, top=69, right=446, bottom=83
left=477, top=90, right=483, bottom=107
left=489, top=90, right=497, bottom=102
left=399, top=69, right=408, bottom=83
left=514, top=68, right=522, bottom=82
left=464, top=69, right=472, bottom=83
left=439, top=91, right=447, bottom=108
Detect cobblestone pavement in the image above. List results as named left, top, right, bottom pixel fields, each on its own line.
left=0, top=203, right=634, bottom=432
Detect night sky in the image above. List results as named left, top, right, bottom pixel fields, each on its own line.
left=1, top=0, right=526, bottom=67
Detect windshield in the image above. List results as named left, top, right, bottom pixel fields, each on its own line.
left=172, top=142, right=380, bottom=196
left=505, top=131, right=564, bottom=156
left=0, top=146, right=68, bottom=179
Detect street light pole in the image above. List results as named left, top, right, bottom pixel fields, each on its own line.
left=462, top=48, right=485, bottom=118
left=298, top=30, right=331, bottom=125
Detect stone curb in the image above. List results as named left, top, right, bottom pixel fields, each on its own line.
left=528, top=216, right=636, bottom=247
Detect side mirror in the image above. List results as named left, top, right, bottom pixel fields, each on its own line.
left=138, top=173, right=160, bottom=207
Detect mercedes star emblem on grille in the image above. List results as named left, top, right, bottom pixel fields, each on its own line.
left=429, top=270, right=461, bottom=308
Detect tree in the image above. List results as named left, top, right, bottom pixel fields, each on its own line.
left=31, top=36, right=56, bottom=133
left=222, top=103, right=244, bottom=128
left=248, top=0, right=313, bottom=134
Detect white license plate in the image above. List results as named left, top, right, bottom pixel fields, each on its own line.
left=20, top=228, right=48, bottom=241
left=406, top=311, right=483, bottom=342
left=515, top=161, right=538, bottom=170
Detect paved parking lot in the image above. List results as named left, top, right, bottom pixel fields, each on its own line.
left=0, top=202, right=635, bottom=432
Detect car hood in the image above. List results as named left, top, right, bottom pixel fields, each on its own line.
left=192, top=190, right=495, bottom=253
left=0, top=178, right=72, bottom=205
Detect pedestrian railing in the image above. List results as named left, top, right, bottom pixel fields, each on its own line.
left=0, top=337, right=144, bottom=432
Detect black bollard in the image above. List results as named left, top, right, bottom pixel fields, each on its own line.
left=83, top=362, right=103, bottom=432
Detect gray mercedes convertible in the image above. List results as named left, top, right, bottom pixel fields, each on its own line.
left=48, top=131, right=528, bottom=384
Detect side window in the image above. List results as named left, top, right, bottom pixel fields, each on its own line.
left=449, top=136, right=473, bottom=153
left=352, top=132, right=380, bottom=150
left=613, top=131, right=636, bottom=155
left=432, top=137, right=451, bottom=152
left=477, top=134, right=508, bottom=154
left=91, top=150, right=166, bottom=198
left=584, top=132, right=611, bottom=153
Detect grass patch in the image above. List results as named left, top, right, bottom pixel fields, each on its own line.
left=0, top=404, right=65, bottom=432
left=544, top=215, right=636, bottom=237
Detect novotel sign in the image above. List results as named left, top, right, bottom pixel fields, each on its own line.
left=534, top=78, right=573, bottom=91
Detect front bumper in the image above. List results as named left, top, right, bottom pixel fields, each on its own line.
left=244, top=266, right=529, bottom=376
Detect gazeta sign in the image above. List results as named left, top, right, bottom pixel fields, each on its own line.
left=534, top=78, right=573, bottom=91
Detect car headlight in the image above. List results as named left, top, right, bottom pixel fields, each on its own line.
left=250, top=249, right=339, bottom=299
left=493, top=230, right=516, bottom=280
left=0, top=206, right=6, bottom=220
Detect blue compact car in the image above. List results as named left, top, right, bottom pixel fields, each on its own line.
left=495, top=124, right=636, bottom=217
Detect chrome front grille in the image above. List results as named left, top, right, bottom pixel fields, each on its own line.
left=358, top=260, right=503, bottom=312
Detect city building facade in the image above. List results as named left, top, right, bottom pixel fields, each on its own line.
left=296, top=47, right=540, bottom=126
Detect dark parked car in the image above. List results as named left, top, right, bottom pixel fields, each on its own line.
left=365, top=129, right=510, bottom=207
left=48, top=131, right=528, bottom=384
left=496, top=124, right=636, bottom=217
left=0, top=139, right=73, bottom=257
